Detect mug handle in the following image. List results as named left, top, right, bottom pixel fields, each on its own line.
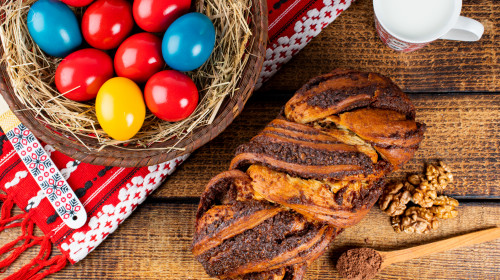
left=440, top=16, right=484, bottom=41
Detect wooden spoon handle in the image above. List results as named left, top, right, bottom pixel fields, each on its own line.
left=380, top=227, right=500, bottom=269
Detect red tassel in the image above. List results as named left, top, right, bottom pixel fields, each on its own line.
left=3, top=237, right=67, bottom=280
left=0, top=194, right=24, bottom=230
left=0, top=194, right=68, bottom=280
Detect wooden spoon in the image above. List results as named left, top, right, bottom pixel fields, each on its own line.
left=379, top=227, right=500, bottom=269
left=336, top=227, right=500, bottom=279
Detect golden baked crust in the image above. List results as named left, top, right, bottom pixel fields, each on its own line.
left=284, top=69, right=416, bottom=124
left=246, top=165, right=382, bottom=228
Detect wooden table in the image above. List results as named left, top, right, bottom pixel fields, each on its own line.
left=3, top=0, right=500, bottom=279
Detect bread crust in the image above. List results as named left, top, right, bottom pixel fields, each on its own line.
left=192, top=70, right=425, bottom=279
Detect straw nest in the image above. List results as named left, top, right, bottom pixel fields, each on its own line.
left=0, top=0, right=252, bottom=151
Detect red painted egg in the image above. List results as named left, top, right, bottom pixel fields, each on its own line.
left=133, top=0, right=191, bottom=33
left=114, top=33, right=164, bottom=83
left=60, top=0, right=94, bottom=7
left=55, top=48, right=113, bottom=102
left=144, top=70, right=198, bottom=122
left=81, top=0, right=134, bottom=50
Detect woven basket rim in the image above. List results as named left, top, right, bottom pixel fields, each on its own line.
left=0, top=0, right=267, bottom=167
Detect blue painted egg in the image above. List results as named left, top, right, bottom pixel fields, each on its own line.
left=162, top=12, right=216, bottom=71
left=27, top=0, right=82, bottom=57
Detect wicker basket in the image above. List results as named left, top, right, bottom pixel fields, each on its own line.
left=0, top=0, right=267, bottom=167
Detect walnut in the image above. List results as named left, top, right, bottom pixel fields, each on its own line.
left=425, top=162, right=453, bottom=192
left=438, top=161, right=453, bottom=185
left=411, top=180, right=437, bottom=208
left=378, top=182, right=412, bottom=216
left=438, top=160, right=452, bottom=173
left=426, top=164, right=439, bottom=181
left=387, top=161, right=457, bottom=234
left=407, top=174, right=422, bottom=186
left=403, top=181, right=415, bottom=192
left=433, top=195, right=459, bottom=207
left=390, top=215, right=403, bottom=233
left=430, top=196, right=459, bottom=219
left=392, top=207, right=439, bottom=234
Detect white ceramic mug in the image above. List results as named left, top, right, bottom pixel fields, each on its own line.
left=373, top=0, right=484, bottom=52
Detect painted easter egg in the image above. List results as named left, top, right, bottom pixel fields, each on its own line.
left=27, top=0, right=82, bottom=57
left=133, top=0, right=191, bottom=33
left=161, top=12, right=215, bottom=71
left=81, top=0, right=134, bottom=50
left=60, top=0, right=94, bottom=7
left=144, top=70, right=198, bottom=122
left=96, top=77, right=145, bottom=141
left=55, top=49, right=113, bottom=101
left=114, top=33, right=164, bottom=83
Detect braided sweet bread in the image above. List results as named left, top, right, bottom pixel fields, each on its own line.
left=192, top=70, right=426, bottom=279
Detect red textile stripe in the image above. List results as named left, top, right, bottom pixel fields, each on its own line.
left=258, top=0, right=354, bottom=87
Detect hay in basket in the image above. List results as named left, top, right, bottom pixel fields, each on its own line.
left=0, top=0, right=253, bottom=153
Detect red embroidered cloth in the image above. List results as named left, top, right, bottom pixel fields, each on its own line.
left=258, top=0, right=353, bottom=87
left=0, top=0, right=353, bottom=278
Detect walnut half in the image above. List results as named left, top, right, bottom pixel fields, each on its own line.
left=410, top=179, right=437, bottom=208
left=391, top=207, right=439, bottom=234
left=426, top=161, right=453, bottom=192
left=430, top=196, right=459, bottom=219
left=379, top=182, right=412, bottom=216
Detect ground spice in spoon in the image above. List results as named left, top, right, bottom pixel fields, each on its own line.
left=336, top=248, right=383, bottom=280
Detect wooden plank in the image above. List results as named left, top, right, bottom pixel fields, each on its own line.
left=259, top=0, right=499, bottom=93
left=2, top=203, right=498, bottom=279
left=155, top=93, right=500, bottom=199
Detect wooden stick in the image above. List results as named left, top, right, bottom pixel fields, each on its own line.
left=380, top=227, right=500, bottom=269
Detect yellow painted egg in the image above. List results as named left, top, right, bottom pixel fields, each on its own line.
left=96, top=77, right=145, bottom=141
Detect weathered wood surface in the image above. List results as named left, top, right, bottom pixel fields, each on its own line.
left=260, top=0, right=500, bottom=93
left=2, top=1, right=499, bottom=279
left=155, top=92, right=500, bottom=199
left=2, top=203, right=498, bottom=279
